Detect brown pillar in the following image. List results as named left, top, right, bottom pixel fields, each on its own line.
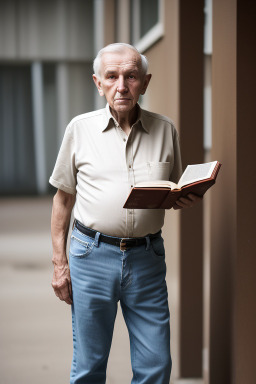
left=210, top=0, right=256, bottom=383
left=143, top=0, right=204, bottom=378
left=103, top=0, right=116, bottom=45
left=179, top=0, right=204, bottom=377
left=210, top=1, right=236, bottom=381
left=235, top=0, right=256, bottom=383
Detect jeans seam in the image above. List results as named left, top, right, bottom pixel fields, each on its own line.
left=71, top=306, right=77, bottom=381
left=124, top=314, right=138, bottom=384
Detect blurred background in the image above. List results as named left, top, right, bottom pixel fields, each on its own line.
left=0, top=0, right=255, bottom=383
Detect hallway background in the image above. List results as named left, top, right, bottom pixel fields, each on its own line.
left=0, top=1, right=255, bottom=383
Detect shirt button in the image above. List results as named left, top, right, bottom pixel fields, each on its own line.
left=129, top=210, right=133, bottom=214
left=123, top=138, right=126, bottom=142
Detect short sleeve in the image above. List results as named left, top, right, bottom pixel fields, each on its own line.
left=170, top=127, right=182, bottom=184
left=49, top=123, right=77, bottom=194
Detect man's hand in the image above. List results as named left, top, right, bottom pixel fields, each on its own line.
left=173, top=193, right=202, bottom=210
left=51, top=189, right=75, bottom=305
left=52, top=262, right=73, bottom=305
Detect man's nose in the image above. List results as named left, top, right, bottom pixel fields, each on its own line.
left=117, top=77, right=127, bottom=93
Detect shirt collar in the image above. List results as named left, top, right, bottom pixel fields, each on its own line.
left=102, top=103, right=149, bottom=133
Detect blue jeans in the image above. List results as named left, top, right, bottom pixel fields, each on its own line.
left=69, top=227, right=172, bottom=384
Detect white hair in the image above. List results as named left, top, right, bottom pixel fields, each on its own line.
left=93, top=43, right=149, bottom=78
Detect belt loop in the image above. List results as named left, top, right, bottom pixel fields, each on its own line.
left=145, top=236, right=151, bottom=251
left=94, top=232, right=100, bottom=247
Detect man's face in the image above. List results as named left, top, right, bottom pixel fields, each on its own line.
left=93, top=49, right=151, bottom=115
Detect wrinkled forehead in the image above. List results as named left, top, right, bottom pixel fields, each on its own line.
left=100, top=49, right=143, bottom=75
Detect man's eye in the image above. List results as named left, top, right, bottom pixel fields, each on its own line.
left=108, top=75, right=116, bottom=79
left=129, top=75, right=135, bottom=79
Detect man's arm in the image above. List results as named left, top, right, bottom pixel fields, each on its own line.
left=173, top=193, right=202, bottom=210
left=51, top=189, right=76, bottom=305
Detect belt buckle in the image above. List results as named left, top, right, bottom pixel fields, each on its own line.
left=120, top=239, right=127, bottom=251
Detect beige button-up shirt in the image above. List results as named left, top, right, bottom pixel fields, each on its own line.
left=49, top=104, right=182, bottom=237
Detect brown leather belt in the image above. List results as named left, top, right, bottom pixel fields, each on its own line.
left=74, top=220, right=160, bottom=251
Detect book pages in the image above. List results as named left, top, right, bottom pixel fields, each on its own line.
left=135, top=180, right=178, bottom=189
left=178, top=161, right=217, bottom=188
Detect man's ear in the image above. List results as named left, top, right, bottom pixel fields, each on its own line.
left=92, top=74, right=104, bottom=97
left=140, top=74, right=152, bottom=95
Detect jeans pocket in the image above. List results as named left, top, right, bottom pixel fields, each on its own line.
left=150, top=237, right=165, bottom=259
left=69, top=234, right=95, bottom=258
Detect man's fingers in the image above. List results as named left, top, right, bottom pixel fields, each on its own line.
left=52, top=278, right=73, bottom=305
left=60, top=284, right=73, bottom=304
left=178, top=197, right=189, bottom=205
left=53, top=287, right=65, bottom=303
left=68, top=281, right=73, bottom=300
left=187, top=193, right=202, bottom=202
left=173, top=203, right=183, bottom=210
left=174, top=194, right=203, bottom=209
left=52, top=282, right=63, bottom=300
left=53, top=285, right=72, bottom=305
left=174, top=197, right=189, bottom=208
left=53, top=288, right=61, bottom=299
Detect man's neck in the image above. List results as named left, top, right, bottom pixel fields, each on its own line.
left=110, top=106, right=138, bottom=136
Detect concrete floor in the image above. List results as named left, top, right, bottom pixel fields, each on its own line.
left=0, top=197, right=203, bottom=384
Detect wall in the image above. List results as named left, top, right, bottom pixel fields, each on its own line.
left=0, top=0, right=94, bottom=61
left=210, top=0, right=256, bottom=383
left=0, top=0, right=95, bottom=194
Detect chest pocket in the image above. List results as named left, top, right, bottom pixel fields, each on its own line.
left=147, top=161, right=172, bottom=181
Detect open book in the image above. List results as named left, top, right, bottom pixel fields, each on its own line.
left=123, top=161, right=221, bottom=209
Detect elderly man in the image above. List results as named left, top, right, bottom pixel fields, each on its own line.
left=50, top=43, right=201, bottom=384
